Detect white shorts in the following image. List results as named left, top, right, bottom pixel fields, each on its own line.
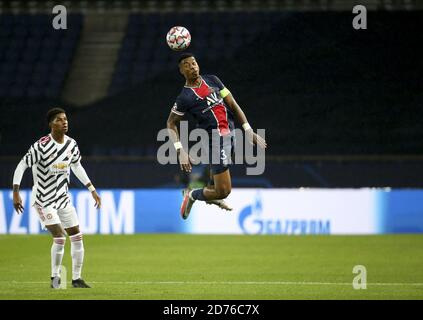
left=35, top=205, right=79, bottom=229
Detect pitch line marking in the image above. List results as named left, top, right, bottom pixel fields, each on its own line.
left=3, top=281, right=423, bottom=286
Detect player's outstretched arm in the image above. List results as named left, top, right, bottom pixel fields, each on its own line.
left=224, top=93, right=267, bottom=149
left=12, top=160, right=28, bottom=214
left=167, top=111, right=192, bottom=173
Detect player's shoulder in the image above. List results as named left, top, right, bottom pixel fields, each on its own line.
left=34, top=134, right=52, bottom=148
left=203, top=74, right=226, bottom=89
left=203, top=74, right=221, bottom=83
left=65, top=135, right=78, bottom=146
left=203, top=74, right=219, bottom=79
left=176, top=87, right=194, bottom=103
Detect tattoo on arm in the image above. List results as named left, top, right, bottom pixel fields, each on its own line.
left=167, top=112, right=183, bottom=143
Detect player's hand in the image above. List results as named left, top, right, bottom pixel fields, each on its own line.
left=91, top=191, right=101, bottom=209
left=13, top=192, right=24, bottom=214
left=246, top=129, right=267, bottom=149
left=178, top=149, right=193, bottom=173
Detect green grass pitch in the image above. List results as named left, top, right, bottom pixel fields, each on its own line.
left=0, top=234, right=422, bottom=300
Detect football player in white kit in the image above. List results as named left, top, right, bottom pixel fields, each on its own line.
left=12, top=108, right=101, bottom=289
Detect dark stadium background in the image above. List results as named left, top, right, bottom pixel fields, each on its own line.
left=0, top=0, right=422, bottom=189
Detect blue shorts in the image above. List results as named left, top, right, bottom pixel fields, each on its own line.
left=208, top=133, right=235, bottom=175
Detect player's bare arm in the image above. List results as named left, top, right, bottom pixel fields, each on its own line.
left=224, top=93, right=267, bottom=149
left=86, top=182, right=101, bottom=209
left=12, top=184, right=24, bottom=214
left=166, top=111, right=192, bottom=173
left=12, top=156, right=29, bottom=214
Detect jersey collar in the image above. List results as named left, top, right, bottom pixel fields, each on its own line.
left=49, top=133, right=67, bottom=145
left=184, top=76, right=203, bottom=88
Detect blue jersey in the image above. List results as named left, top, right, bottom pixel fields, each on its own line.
left=171, top=75, right=235, bottom=136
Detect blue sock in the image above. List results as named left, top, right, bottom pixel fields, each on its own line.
left=191, top=188, right=206, bottom=201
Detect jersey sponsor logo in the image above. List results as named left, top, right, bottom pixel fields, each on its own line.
left=206, top=91, right=223, bottom=107
left=51, top=162, right=68, bottom=174
left=202, top=90, right=224, bottom=114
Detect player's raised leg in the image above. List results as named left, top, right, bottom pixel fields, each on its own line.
left=197, top=168, right=232, bottom=201
left=181, top=168, right=233, bottom=219
left=188, top=168, right=231, bottom=204
left=205, top=166, right=233, bottom=210
left=180, top=187, right=195, bottom=219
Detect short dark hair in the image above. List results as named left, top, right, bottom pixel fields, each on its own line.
left=178, top=52, right=195, bottom=64
left=46, top=107, right=66, bottom=125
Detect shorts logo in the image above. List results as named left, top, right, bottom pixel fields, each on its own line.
left=35, top=206, right=49, bottom=222
left=36, top=206, right=43, bottom=216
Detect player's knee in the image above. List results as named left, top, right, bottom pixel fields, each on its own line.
left=216, top=186, right=231, bottom=199
left=66, top=226, right=81, bottom=236
left=48, top=225, right=66, bottom=238
left=51, top=231, right=66, bottom=238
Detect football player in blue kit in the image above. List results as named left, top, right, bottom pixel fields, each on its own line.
left=167, top=53, right=267, bottom=219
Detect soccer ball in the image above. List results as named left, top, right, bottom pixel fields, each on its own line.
left=166, top=26, right=191, bottom=51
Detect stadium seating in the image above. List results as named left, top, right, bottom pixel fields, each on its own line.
left=1, top=11, right=423, bottom=170
left=109, top=12, right=282, bottom=94
left=0, top=13, right=82, bottom=98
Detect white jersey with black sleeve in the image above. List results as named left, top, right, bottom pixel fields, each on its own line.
left=19, top=134, right=86, bottom=209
